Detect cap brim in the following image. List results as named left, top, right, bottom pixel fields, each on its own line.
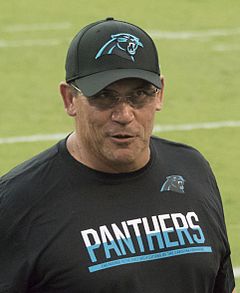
left=73, top=69, right=161, bottom=96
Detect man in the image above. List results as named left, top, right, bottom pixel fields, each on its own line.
left=0, top=17, right=236, bottom=292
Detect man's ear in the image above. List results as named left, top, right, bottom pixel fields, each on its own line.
left=156, top=76, right=165, bottom=111
left=59, top=82, right=77, bottom=117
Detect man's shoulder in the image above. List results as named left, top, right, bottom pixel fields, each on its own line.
left=0, top=140, right=63, bottom=200
left=151, top=135, right=209, bottom=167
left=2, top=142, right=60, bottom=182
left=0, top=139, right=67, bottom=232
left=151, top=135, right=203, bottom=154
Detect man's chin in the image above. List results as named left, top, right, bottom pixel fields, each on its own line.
left=105, top=147, right=148, bottom=172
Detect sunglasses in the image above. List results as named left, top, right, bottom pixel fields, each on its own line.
left=70, top=83, right=159, bottom=110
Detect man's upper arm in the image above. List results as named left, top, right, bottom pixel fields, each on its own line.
left=0, top=180, right=29, bottom=292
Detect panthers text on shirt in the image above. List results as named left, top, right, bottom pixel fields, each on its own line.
left=80, top=211, right=212, bottom=273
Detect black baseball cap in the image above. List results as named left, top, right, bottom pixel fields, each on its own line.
left=65, top=17, right=161, bottom=96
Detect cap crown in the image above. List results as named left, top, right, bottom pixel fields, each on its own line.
left=66, top=18, right=160, bottom=82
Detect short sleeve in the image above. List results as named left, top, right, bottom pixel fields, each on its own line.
left=213, top=256, right=235, bottom=293
left=0, top=179, right=30, bottom=293
left=205, top=164, right=236, bottom=292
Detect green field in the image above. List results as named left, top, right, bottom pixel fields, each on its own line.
left=1, top=0, right=239, bottom=290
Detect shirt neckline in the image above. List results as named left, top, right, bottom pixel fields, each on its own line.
left=58, top=135, right=156, bottom=183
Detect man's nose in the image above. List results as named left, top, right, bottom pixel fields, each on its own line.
left=111, top=102, right=135, bottom=124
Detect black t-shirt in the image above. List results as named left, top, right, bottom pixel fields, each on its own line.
left=0, top=136, right=235, bottom=293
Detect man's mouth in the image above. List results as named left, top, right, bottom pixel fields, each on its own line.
left=112, top=134, right=133, bottom=139
left=110, top=133, right=136, bottom=143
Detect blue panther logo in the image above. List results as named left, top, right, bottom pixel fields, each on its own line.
left=160, top=175, right=186, bottom=194
left=95, top=33, right=143, bottom=62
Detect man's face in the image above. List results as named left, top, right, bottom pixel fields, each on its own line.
left=69, top=78, right=164, bottom=173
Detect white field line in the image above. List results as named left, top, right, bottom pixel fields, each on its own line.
left=2, top=22, right=240, bottom=38
left=0, top=39, right=62, bottom=48
left=0, top=26, right=240, bottom=49
left=0, top=121, right=239, bottom=145
left=154, top=120, right=240, bottom=132
left=148, top=27, right=240, bottom=40
left=0, top=133, right=67, bottom=144
left=213, top=44, right=240, bottom=52
left=2, top=22, right=72, bottom=32
left=234, top=266, right=240, bottom=278
left=0, top=38, right=237, bottom=51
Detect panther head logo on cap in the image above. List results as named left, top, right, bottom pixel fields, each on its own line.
left=95, top=33, right=143, bottom=62
left=160, top=175, right=186, bottom=194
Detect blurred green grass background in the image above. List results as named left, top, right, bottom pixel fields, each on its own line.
left=0, top=0, right=239, bottom=289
